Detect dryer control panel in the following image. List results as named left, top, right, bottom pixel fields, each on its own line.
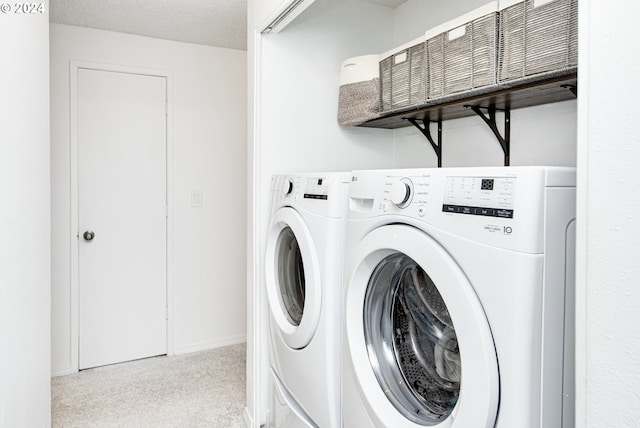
left=280, top=176, right=329, bottom=201
left=271, top=173, right=351, bottom=219
left=303, top=177, right=329, bottom=200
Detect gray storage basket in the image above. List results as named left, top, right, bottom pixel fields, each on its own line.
left=499, top=0, right=578, bottom=82
left=380, top=42, right=426, bottom=112
left=427, top=11, right=498, bottom=99
left=338, top=79, right=381, bottom=126
left=337, top=55, right=381, bottom=126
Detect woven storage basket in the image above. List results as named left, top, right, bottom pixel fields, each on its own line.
left=379, top=36, right=426, bottom=112
left=426, top=2, right=499, bottom=100
left=338, top=55, right=381, bottom=126
left=499, top=0, right=578, bottom=82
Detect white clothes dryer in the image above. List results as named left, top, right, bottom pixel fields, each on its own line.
left=266, top=172, right=350, bottom=428
left=342, top=166, right=575, bottom=428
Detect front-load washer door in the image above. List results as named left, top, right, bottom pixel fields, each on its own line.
left=265, top=207, right=322, bottom=350
left=345, top=225, right=499, bottom=427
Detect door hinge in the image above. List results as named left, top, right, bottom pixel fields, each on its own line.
left=166, top=306, right=169, bottom=320
left=165, top=100, right=168, bottom=116
left=165, top=204, right=169, bottom=218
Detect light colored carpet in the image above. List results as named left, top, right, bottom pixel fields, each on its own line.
left=51, top=343, right=247, bottom=427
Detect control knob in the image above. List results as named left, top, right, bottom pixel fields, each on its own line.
left=283, top=179, right=294, bottom=196
left=390, top=179, right=413, bottom=208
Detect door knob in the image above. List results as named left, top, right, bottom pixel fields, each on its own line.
left=83, top=231, right=95, bottom=241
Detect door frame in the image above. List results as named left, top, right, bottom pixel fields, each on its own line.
left=69, top=60, right=175, bottom=372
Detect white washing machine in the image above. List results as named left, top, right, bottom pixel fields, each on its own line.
left=342, top=166, right=575, bottom=428
left=265, top=172, right=350, bottom=428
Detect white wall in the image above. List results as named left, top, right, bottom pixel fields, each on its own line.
left=576, top=1, right=640, bottom=427
left=393, top=0, right=489, bottom=44
left=0, top=4, right=51, bottom=426
left=51, top=24, right=247, bottom=375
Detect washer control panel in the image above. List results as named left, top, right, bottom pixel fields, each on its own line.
left=348, top=167, right=574, bottom=253
left=442, top=176, right=516, bottom=218
left=380, top=173, right=516, bottom=219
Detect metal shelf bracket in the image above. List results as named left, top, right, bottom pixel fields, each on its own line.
left=561, top=83, right=577, bottom=97
left=465, top=105, right=510, bottom=166
left=405, top=118, right=443, bottom=167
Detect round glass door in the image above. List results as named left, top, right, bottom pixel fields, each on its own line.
left=365, top=253, right=460, bottom=425
left=345, top=225, right=499, bottom=427
left=275, top=227, right=306, bottom=326
left=265, top=207, right=321, bottom=350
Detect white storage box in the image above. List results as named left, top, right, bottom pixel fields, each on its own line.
left=338, top=55, right=381, bottom=126
left=498, top=0, right=578, bottom=82
left=379, top=36, right=426, bottom=112
left=426, top=2, right=499, bottom=100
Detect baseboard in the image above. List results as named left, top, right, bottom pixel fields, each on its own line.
left=173, top=334, right=247, bottom=355
left=243, top=407, right=253, bottom=428
left=51, top=366, right=77, bottom=378
left=52, top=336, right=247, bottom=376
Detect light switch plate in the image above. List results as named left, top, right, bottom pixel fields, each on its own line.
left=191, top=191, right=203, bottom=207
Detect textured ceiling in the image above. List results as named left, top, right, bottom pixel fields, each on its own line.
left=49, top=0, right=247, bottom=50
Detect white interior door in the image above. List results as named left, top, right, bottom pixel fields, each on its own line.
left=78, top=68, right=167, bottom=370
